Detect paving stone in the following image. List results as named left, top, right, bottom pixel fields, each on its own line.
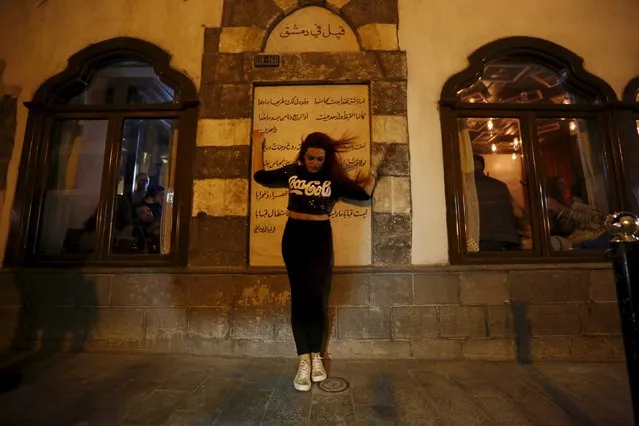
left=310, top=392, right=355, bottom=426
left=121, top=389, right=189, bottom=425
left=412, top=369, right=495, bottom=425
left=181, top=379, right=235, bottom=411
left=262, top=385, right=312, bottom=425
left=240, top=360, right=284, bottom=390
left=0, top=353, right=633, bottom=426
left=159, top=366, right=209, bottom=391
left=214, top=389, right=272, bottom=424
left=163, top=410, right=218, bottom=426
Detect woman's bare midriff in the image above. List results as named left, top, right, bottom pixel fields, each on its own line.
left=288, top=211, right=330, bottom=221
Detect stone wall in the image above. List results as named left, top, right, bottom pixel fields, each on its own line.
left=190, top=0, right=412, bottom=267
left=0, top=266, right=623, bottom=361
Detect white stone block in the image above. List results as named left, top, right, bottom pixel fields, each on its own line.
left=372, top=115, right=408, bottom=144
left=273, top=0, right=298, bottom=10
left=372, top=176, right=411, bottom=214
left=327, top=0, right=351, bottom=8
left=358, top=24, right=398, bottom=51
left=197, top=119, right=251, bottom=147
left=219, top=27, right=264, bottom=53
left=192, top=178, right=248, bottom=217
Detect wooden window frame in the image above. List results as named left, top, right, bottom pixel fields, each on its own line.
left=439, top=36, right=627, bottom=265
left=6, top=38, right=199, bottom=267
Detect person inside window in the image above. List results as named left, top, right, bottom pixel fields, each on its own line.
left=473, top=154, right=527, bottom=251
left=132, top=172, right=150, bottom=206
left=546, top=176, right=608, bottom=250
left=143, top=184, right=165, bottom=219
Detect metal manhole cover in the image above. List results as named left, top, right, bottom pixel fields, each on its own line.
left=318, top=377, right=349, bottom=393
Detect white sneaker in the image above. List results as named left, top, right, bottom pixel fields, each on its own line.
left=294, top=359, right=311, bottom=391
left=311, top=354, right=327, bottom=382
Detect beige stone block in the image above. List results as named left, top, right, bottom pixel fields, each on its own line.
left=329, top=274, right=370, bottom=307
left=327, top=0, right=350, bottom=8
left=529, top=336, right=571, bottom=360
left=414, top=273, right=460, bottom=304
left=463, top=339, right=515, bottom=361
left=219, top=27, right=264, bottom=53
left=337, top=307, right=391, bottom=339
left=192, top=178, right=248, bottom=217
left=372, top=176, right=411, bottom=214
left=188, top=308, right=230, bottom=339
left=197, top=119, right=251, bottom=147
left=370, top=274, right=413, bottom=306
left=358, top=24, right=398, bottom=51
left=273, top=0, right=298, bottom=10
left=350, top=340, right=411, bottom=358
left=411, top=340, right=463, bottom=359
left=589, top=269, right=616, bottom=301
left=460, top=272, right=509, bottom=304
left=88, top=308, right=145, bottom=341
left=146, top=308, right=187, bottom=339
left=439, top=306, right=487, bottom=338
left=230, top=309, right=276, bottom=340
left=372, top=115, right=408, bottom=144
left=527, top=304, right=580, bottom=336
left=391, top=306, right=438, bottom=339
left=581, top=302, right=621, bottom=334
left=234, top=275, right=290, bottom=309
left=570, top=336, right=617, bottom=361
left=487, top=305, right=514, bottom=338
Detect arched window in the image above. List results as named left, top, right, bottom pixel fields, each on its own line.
left=440, top=37, right=622, bottom=264
left=8, top=38, right=198, bottom=266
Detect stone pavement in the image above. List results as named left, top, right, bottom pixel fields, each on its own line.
left=0, top=352, right=634, bottom=425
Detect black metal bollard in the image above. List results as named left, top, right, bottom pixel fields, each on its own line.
left=606, top=212, right=639, bottom=422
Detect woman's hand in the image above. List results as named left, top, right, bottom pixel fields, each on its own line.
left=252, top=129, right=265, bottom=148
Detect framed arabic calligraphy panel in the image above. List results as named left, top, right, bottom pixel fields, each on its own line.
left=250, top=84, right=372, bottom=266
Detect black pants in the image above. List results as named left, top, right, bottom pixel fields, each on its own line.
left=282, top=218, right=333, bottom=355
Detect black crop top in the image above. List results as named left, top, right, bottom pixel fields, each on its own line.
left=254, top=164, right=370, bottom=215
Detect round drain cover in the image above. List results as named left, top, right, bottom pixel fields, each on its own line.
left=318, top=377, right=349, bottom=393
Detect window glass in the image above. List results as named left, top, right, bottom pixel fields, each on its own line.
left=65, top=60, right=175, bottom=105
left=537, top=118, right=609, bottom=251
left=111, top=119, right=177, bottom=255
left=458, top=117, right=532, bottom=252
left=457, top=59, right=599, bottom=105
left=37, top=120, right=108, bottom=254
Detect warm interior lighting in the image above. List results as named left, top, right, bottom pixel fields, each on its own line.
left=491, top=143, right=497, bottom=152
left=569, top=121, right=577, bottom=132
left=487, top=119, right=494, bottom=131
left=513, top=137, right=520, bottom=150
left=512, top=152, right=517, bottom=160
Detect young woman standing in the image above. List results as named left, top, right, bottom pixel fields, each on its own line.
left=252, top=130, right=385, bottom=391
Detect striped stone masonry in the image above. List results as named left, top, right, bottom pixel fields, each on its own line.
left=193, top=0, right=411, bottom=267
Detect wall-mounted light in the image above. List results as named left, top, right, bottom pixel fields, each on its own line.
left=491, top=143, right=497, bottom=152
left=569, top=121, right=577, bottom=132
left=512, top=153, right=517, bottom=160
left=513, top=137, right=520, bottom=150
left=487, top=119, right=494, bottom=131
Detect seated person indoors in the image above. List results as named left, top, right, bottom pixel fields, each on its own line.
left=545, top=176, right=608, bottom=250
left=473, top=154, right=528, bottom=251
left=117, top=204, right=161, bottom=254
left=143, top=184, right=165, bottom=219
